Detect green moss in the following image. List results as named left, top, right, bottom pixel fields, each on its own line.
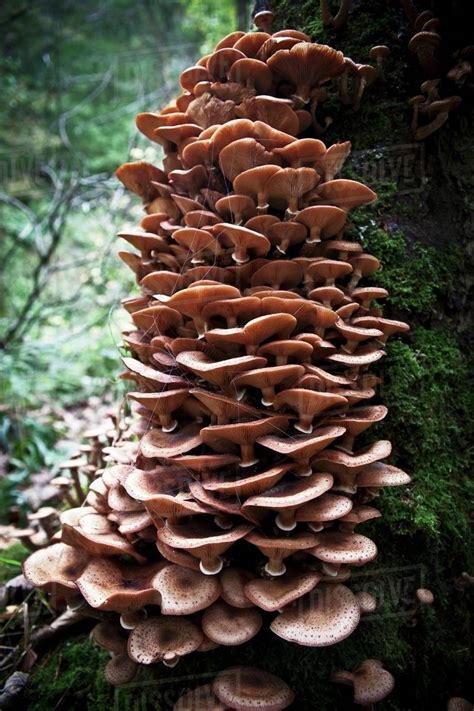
left=363, top=227, right=461, bottom=317
left=27, top=637, right=112, bottom=711
left=378, top=328, right=473, bottom=549
left=0, top=542, right=28, bottom=583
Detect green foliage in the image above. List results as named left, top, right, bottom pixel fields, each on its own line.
left=0, top=543, right=28, bottom=583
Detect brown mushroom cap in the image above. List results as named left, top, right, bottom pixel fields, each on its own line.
left=220, top=568, right=255, bottom=608
left=75, top=558, right=165, bottom=611
left=245, top=572, right=321, bottom=612
left=246, top=531, right=316, bottom=576
left=315, top=179, right=376, bottom=211
left=174, top=684, right=227, bottom=711
left=243, top=473, right=334, bottom=531
left=310, top=532, right=378, bottom=567
left=416, top=587, right=434, bottom=605
left=128, top=616, right=203, bottom=665
left=271, top=583, right=360, bottom=646
left=23, top=542, right=89, bottom=590
left=201, top=601, right=262, bottom=645
left=332, top=659, right=395, bottom=705
left=157, top=522, right=254, bottom=575
left=213, top=666, right=295, bottom=710
left=257, top=426, right=346, bottom=476
left=91, top=621, right=128, bottom=654
left=104, top=654, right=138, bottom=687
left=153, top=564, right=221, bottom=614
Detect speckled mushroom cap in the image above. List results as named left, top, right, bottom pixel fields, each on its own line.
left=332, top=658, right=395, bottom=705
left=128, top=616, right=203, bottom=664
left=91, top=621, right=128, bottom=654
left=23, top=542, right=89, bottom=590
left=104, top=654, right=138, bottom=686
left=201, top=601, right=262, bottom=645
left=213, top=666, right=295, bottom=710
left=75, top=558, right=165, bottom=611
left=309, top=532, right=378, bottom=567
left=153, top=564, right=221, bottom=614
left=271, top=583, right=360, bottom=646
left=245, top=571, right=321, bottom=612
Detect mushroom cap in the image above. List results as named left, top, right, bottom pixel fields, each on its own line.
left=104, top=654, right=138, bottom=687
left=128, top=616, right=203, bottom=664
left=23, top=542, right=89, bottom=590
left=332, top=659, right=395, bottom=705
left=75, top=558, right=165, bottom=611
left=310, top=532, right=378, bottom=567
left=315, top=179, right=377, bottom=210
left=91, top=621, right=128, bottom=654
left=213, top=666, right=295, bottom=710
left=356, top=461, right=411, bottom=487
left=245, top=572, right=321, bottom=612
left=140, top=423, right=203, bottom=459
left=257, top=426, right=346, bottom=462
left=416, top=587, right=434, bottom=605
left=174, top=684, right=227, bottom=711
left=355, top=591, right=377, bottom=615
left=158, top=521, right=253, bottom=550
left=203, top=464, right=292, bottom=497
left=270, top=583, right=360, bottom=646
left=447, top=699, right=474, bottom=711
left=220, top=568, right=255, bottom=608
left=243, top=472, right=334, bottom=512
left=296, top=493, right=353, bottom=524
left=153, top=564, right=221, bottom=614
left=201, top=601, right=262, bottom=645
left=268, top=42, right=345, bottom=97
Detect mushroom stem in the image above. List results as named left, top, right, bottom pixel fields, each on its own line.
left=276, top=510, right=297, bottom=531
left=240, top=444, right=259, bottom=468
left=265, top=557, right=286, bottom=577
left=320, top=0, right=333, bottom=26
left=200, top=556, right=224, bottom=576
left=261, top=386, right=276, bottom=406
left=159, top=414, right=178, bottom=433
left=69, top=469, right=85, bottom=503
left=333, top=0, right=352, bottom=29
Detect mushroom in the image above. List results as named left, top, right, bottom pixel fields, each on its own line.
left=369, top=45, right=390, bottom=76
left=245, top=571, right=321, bottom=612
left=201, top=416, right=289, bottom=468
left=201, top=601, right=262, bottom=645
left=213, top=666, right=294, bottom=710
left=271, top=583, right=360, bottom=645
left=245, top=531, right=316, bottom=576
left=331, top=659, right=395, bottom=705
left=157, top=521, right=254, bottom=575
left=243, top=472, right=334, bottom=530
left=409, top=32, right=441, bottom=77
left=267, top=42, right=345, bottom=106
left=174, top=684, right=226, bottom=711
left=128, top=616, right=203, bottom=666
left=153, top=564, right=221, bottom=614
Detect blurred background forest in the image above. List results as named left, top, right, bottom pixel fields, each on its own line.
left=0, top=0, right=250, bottom=520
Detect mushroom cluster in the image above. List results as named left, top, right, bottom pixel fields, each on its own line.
left=408, top=9, right=464, bottom=140
left=24, top=21, right=410, bottom=685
